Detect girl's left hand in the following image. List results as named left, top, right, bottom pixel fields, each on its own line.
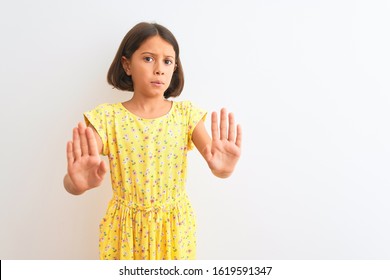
left=203, top=108, right=242, bottom=178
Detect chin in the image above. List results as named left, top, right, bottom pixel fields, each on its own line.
left=146, top=90, right=166, bottom=98
left=150, top=87, right=168, bottom=96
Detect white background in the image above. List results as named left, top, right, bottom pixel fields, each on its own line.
left=0, top=0, right=389, bottom=259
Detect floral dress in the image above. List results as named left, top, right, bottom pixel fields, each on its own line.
left=84, top=101, right=206, bottom=260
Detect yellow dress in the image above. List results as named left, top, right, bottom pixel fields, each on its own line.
left=84, top=101, right=206, bottom=260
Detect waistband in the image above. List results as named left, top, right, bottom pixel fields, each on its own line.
left=112, top=194, right=188, bottom=213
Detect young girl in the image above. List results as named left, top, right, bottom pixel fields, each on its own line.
left=64, top=22, right=242, bottom=260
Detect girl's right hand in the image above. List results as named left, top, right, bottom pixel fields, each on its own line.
left=66, top=122, right=107, bottom=193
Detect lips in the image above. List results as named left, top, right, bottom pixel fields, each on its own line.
left=151, top=80, right=164, bottom=85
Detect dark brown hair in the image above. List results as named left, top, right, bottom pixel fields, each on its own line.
left=107, top=22, right=184, bottom=98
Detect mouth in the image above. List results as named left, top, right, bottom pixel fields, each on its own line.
left=151, top=80, right=164, bottom=86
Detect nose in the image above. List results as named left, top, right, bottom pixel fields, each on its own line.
left=154, top=61, right=164, bottom=75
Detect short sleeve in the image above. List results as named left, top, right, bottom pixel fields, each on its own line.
left=186, top=102, right=207, bottom=150
left=83, top=103, right=110, bottom=156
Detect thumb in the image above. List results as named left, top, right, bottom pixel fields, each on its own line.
left=97, top=160, right=107, bottom=179
left=202, top=144, right=213, bottom=163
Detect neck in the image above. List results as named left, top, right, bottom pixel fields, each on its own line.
left=123, top=94, right=172, bottom=119
left=128, top=94, right=167, bottom=111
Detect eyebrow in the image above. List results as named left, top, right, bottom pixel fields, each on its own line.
left=141, top=52, right=175, bottom=59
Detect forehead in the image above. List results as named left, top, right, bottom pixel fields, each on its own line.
left=136, top=35, right=175, bottom=57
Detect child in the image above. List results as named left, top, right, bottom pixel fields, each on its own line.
left=64, top=22, right=242, bottom=260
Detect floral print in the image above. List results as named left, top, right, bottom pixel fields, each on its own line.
left=84, top=101, right=206, bottom=260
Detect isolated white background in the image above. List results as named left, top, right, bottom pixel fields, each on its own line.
left=0, top=0, right=389, bottom=259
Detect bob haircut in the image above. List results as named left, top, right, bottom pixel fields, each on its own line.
left=107, top=22, right=184, bottom=98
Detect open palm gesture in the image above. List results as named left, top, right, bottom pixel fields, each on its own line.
left=66, top=123, right=107, bottom=193
left=203, top=108, right=242, bottom=178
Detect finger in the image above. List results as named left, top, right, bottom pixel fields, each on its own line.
left=72, top=127, right=81, bottom=160
left=211, top=111, right=219, bottom=140
left=78, top=122, right=89, bottom=156
left=86, top=127, right=99, bottom=156
left=235, top=124, right=242, bottom=148
left=228, top=112, right=236, bottom=141
left=66, top=141, right=74, bottom=167
left=220, top=108, right=228, bottom=140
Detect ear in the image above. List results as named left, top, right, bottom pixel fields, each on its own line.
left=121, top=56, right=131, bottom=76
left=174, top=63, right=178, bottom=71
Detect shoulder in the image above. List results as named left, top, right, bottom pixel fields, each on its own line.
left=85, top=103, right=123, bottom=116
left=173, top=100, right=202, bottom=114
left=173, top=100, right=193, bottom=110
left=91, top=103, right=118, bottom=112
left=172, top=100, right=207, bottom=126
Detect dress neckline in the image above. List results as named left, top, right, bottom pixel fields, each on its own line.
left=119, top=101, right=174, bottom=121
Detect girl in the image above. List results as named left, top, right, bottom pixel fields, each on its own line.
left=64, top=22, right=242, bottom=260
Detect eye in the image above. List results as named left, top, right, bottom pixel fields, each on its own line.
left=144, top=56, right=154, bottom=62
left=165, top=59, right=173, bottom=65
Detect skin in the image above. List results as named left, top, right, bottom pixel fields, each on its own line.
left=64, top=35, right=242, bottom=195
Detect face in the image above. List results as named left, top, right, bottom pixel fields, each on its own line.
left=122, top=35, right=176, bottom=98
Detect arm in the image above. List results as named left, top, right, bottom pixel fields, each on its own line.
left=64, top=122, right=107, bottom=195
left=192, top=108, right=242, bottom=178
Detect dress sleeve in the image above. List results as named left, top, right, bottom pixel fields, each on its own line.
left=83, top=103, right=110, bottom=156
left=187, top=101, right=207, bottom=150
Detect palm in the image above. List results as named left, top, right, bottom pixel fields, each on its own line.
left=69, top=153, right=103, bottom=190
left=206, top=139, right=240, bottom=173
left=204, top=109, right=242, bottom=177
left=67, top=123, right=106, bottom=192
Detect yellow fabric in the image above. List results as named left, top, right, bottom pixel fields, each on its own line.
left=84, top=101, right=207, bottom=260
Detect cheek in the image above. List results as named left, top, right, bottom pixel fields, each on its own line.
left=167, top=68, right=176, bottom=80
left=131, top=65, right=148, bottom=79
left=165, top=74, right=175, bottom=88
